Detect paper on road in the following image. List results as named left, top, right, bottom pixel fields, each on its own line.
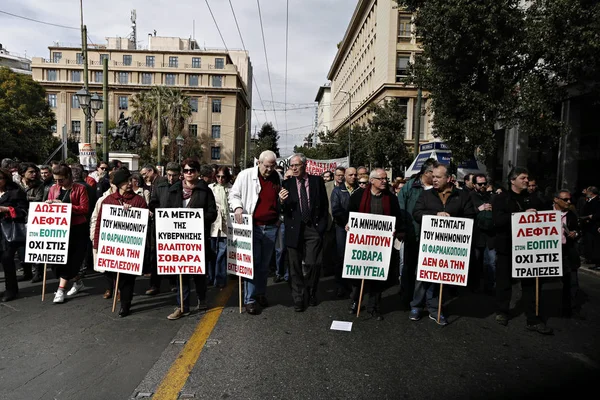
left=330, top=320, right=353, bottom=332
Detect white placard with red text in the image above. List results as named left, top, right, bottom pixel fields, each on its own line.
left=95, top=204, right=149, bottom=276
left=156, top=208, right=205, bottom=275
left=342, top=212, right=395, bottom=281
left=511, top=211, right=563, bottom=278
left=227, top=213, right=254, bottom=279
left=25, top=202, right=72, bottom=264
left=416, top=215, right=473, bottom=286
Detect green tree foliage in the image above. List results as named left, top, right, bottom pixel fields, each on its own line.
left=399, top=0, right=599, bottom=163
left=0, top=67, right=57, bottom=163
left=366, top=98, right=410, bottom=171
left=252, top=122, right=280, bottom=159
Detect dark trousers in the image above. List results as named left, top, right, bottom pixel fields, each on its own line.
left=351, top=280, right=383, bottom=312
left=400, top=238, right=418, bottom=303
left=288, top=223, right=323, bottom=306
left=322, top=226, right=336, bottom=276
left=334, top=225, right=351, bottom=291
left=56, top=224, right=87, bottom=281
left=176, top=274, right=207, bottom=312
left=496, top=253, right=541, bottom=324
left=562, top=246, right=580, bottom=312
left=105, top=272, right=136, bottom=305
left=1, top=243, right=20, bottom=294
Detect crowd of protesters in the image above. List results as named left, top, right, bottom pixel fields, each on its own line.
left=0, top=154, right=595, bottom=334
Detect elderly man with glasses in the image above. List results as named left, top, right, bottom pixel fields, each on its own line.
left=470, top=173, right=497, bottom=294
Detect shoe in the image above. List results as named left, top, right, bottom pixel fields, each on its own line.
left=308, top=296, right=318, bottom=307
left=145, top=287, right=160, bottom=296
left=53, top=290, right=65, bottom=304
left=526, top=323, right=554, bottom=335
left=119, top=304, right=131, bottom=318
left=31, top=274, right=42, bottom=283
left=256, top=295, right=269, bottom=308
left=245, top=303, right=259, bottom=315
left=294, top=303, right=305, bottom=312
left=495, top=313, right=509, bottom=326
left=369, top=310, right=384, bottom=321
left=103, top=289, right=112, bottom=299
left=429, top=313, right=448, bottom=326
left=167, top=308, right=190, bottom=320
left=274, top=276, right=282, bottom=283
left=348, top=301, right=358, bottom=315
left=409, top=308, right=421, bottom=321
left=67, top=280, right=85, bottom=296
left=1, top=292, right=17, bottom=302
left=197, top=300, right=208, bottom=311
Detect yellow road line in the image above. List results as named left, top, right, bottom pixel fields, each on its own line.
left=152, top=281, right=235, bottom=399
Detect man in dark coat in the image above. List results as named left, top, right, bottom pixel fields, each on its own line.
left=411, top=163, right=475, bottom=325
left=347, top=168, right=404, bottom=320
left=492, top=167, right=552, bottom=334
left=470, top=173, right=496, bottom=294
left=279, top=153, right=328, bottom=312
left=581, top=186, right=600, bottom=270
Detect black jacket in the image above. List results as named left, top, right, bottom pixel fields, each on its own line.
left=0, top=183, right=28, bottom=251
left=470, top=190, right=495, bottom=249
left=150, top=179, right=217, bottom=261
left=492, top=188, right=545, bottom=255
left=281, top=174, right=329, bottom=248
left=413, top=186, right=476, bottom=225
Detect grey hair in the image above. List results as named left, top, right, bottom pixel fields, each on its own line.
left=369, top=168, right=386, bottom=179
left=259, top=150, right=277, bottom=163
left=291, top=153, right=306, bottom=164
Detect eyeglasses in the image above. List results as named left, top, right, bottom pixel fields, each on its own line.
left=373, top=177, right=388, bottom=181
left=559, top=198, right=571, bottom=202
left=183, top=168, right=197, bottom=174
left=347, top=173, right=357, bottom=176
left=475, top=182, right=488, bottom=186
left=99, top=167, right=107, bottom=170
left=216, top=175, right=226, bottom=179
left=359, top=181, right=368, bottom=185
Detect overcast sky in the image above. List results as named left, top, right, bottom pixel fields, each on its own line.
left=0, top=0, right=355, bottom=156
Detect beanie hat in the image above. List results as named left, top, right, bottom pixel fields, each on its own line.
left=113, top=168, right=131, bottom=187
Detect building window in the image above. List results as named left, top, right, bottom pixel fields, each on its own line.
left=146, top=56, right=155, bottom=67
left=47, top=94, right=57, bottom=108
left=71, top=70, right=81, bottom=82
left=76, top=53, right=83, bottom=64
left=47, top=69, right=58, bottom=81
left=189, top=124, right=198, bottom=137
left=100, top=54, right=109, bottom=62
left=395, top=98, right=409, bottom=138
left=189, top=98, right=198, bottom=112
left=192, top=57, right=201, bottom=68
left=189, top=74, right=199, bottom=87
left=94, top=71, right=103, bottom=83
left=211, top=125, right=221, bottom=139
left=142, top=73, right=152, bottom=85
left=118, top=96, right=128, bottom=110
left=118, top=72, right=129, bottom=84
left=212, top=99, right=221, bottom=113
left=165, top=73, right=176, bottom=86
left=95, top=121, right=104, bottom=134
left=398, top=16, right=412, bottom=40
left=123, top=55, right=132, bottom=66
left=52, top=52, right=62, bottom=63
left=211, top=146, right=221, bottom=160
left=396, top=54, right=410, bottom=82
left=215, top=58, right=224, bottom=69
left=169, top=56, right=178, bottom=67
left=212, top=75, right=223, bottom=87
left=71, top=94, right=80, bottom=109
left=71, top=120, right=81, bottom=134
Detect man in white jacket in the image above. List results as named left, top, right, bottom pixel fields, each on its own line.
left=229, top=150, right=281, bottom=315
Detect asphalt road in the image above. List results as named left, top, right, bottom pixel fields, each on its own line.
left=1, top=268, right=599, bottom=400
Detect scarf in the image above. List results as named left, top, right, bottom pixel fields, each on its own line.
left=358, top=184, right=391, bottom=214
left=183, top=181, right=195, bottom=200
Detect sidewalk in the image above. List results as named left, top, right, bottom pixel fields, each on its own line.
left=580, top=263, right=600, bottom=278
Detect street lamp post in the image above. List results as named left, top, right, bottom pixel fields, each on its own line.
left=339, top=90, right=351, bottom=166
left=76, top=88, right=102, bottom=143
left=176, top=135, right=184, bottom=164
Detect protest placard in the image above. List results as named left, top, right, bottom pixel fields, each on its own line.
left=95, top=204, right=149, bottom=276
left=226, top=213, right=254, bottom=279
left=511, top=211, right=563, bottom=278
left=342, top=212, right=395, bottom=281
left=25, top=202, right=72, bottom=265
left=155, top=208, right=205, bottom=275
left=416, top=215, right=474, bottom=286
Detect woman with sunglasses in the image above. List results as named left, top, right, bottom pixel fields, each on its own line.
left=164, top=159, right=217, bottom=320
left=47, top=163, right=90, bottom=303
left=208, top=166, right=232, bottom=289
left=357, top=174, right=369, bottom=188
left=0, top=168, right=28, bottom=302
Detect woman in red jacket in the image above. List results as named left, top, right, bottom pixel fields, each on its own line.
left=93, top=168, right=147, bottom=317
left=47, top=164, right=89, bottom=303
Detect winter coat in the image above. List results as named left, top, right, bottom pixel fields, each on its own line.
left=413, top=186, right=476, bottom=225
left=470, top=190, right=495, bottom=249
left=47, top=183, right=89, bottom=226
left=0, top=183, right=28, bottom=252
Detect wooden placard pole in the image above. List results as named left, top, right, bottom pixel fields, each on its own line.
left=535, top=277, right=539, bottom=316
left=112, top=272, right=120, bottom=313
left=41, top=263, right=48, bottom=301
left=437, top=284, right=444, bottom=324
left=239, top=278, right=242, bottom=313
left=356, top=279, right=365, bottom=317
left=179, top=274, right=184, bottom=313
